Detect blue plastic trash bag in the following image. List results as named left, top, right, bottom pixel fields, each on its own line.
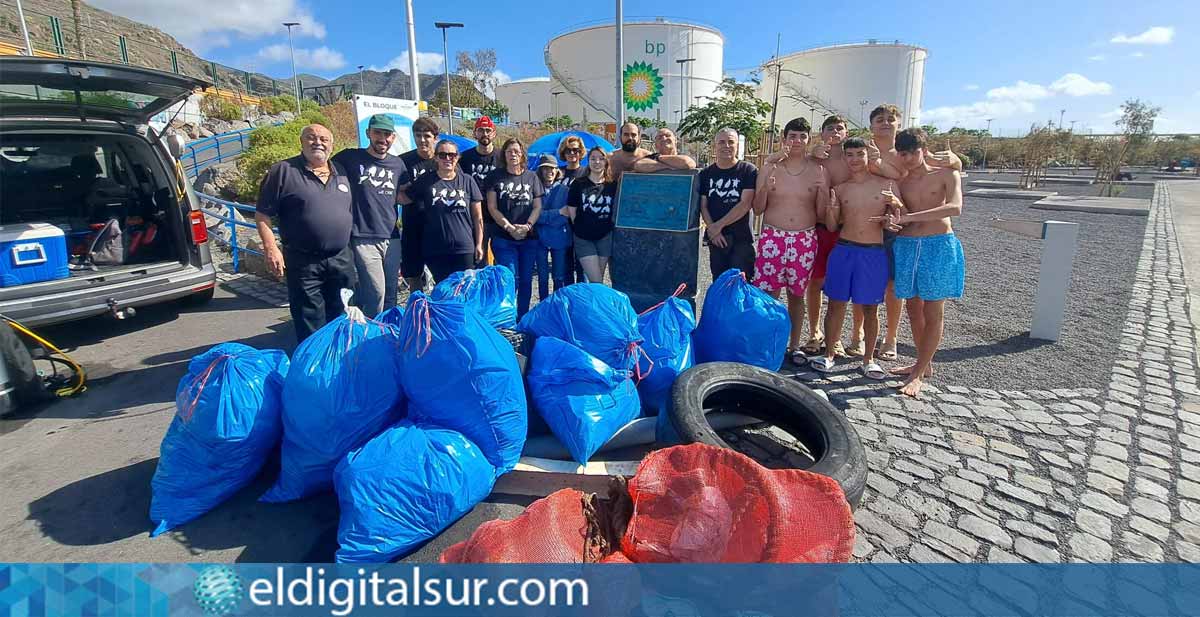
left=430, top=266, right=517, bottom=329
left=334, top=420, right=496, bottom=563
left=527, top=336, right=641, bottom=465
left=150, top=342, right=288, bottom=536
left=517, top=283, right=642, bottom=371
left=694, top=268, right=789, bottom=371
left=261, top=316, right=405, bottom=502
left=376, top=305, right=405, bottom=329
left=636, top=291, right=696, bottom=416
left=399, top=293, right=526, bottom=473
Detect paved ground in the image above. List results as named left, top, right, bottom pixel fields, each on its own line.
left=4, top=179, right=1200, bottom=564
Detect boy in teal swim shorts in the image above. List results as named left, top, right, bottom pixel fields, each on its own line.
left=888, top=128, right=965, bottom=398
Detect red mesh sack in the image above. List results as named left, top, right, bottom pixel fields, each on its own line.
left=621, top=443, right=854, bottom=563
left=440, top=489, right=589, bottom=563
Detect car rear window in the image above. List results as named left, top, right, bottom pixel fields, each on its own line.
left=0, top=85, right=156, bottom=112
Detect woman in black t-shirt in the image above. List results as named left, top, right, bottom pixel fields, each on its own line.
left=403, top=139, right=484, bottom=283
left=565, top=147, right=617, bottom=284
left=485, top=138, right=544, bottom=317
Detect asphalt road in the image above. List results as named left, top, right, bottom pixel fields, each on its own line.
left=0, top=285, right=529, bottom=563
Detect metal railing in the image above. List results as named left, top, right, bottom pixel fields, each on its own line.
left=182, top=130, right=275, bottom=274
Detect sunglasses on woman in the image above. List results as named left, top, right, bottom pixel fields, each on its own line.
left=564, top=148, right=582, bottom=154
left=436, top=151, right=458, bottom=160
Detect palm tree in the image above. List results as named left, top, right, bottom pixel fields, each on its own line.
left=71, top=0, right=86, bottom=59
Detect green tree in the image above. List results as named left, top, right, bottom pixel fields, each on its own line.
left=626, top=115, right=666, bottom=131
left=428, top=77, right=489, bottom=115
left=1098, top=98, right=1160, bottom=194
left=480, top=98, right=510, bottom=120
left=677, top=78, right=773, bottom=151
left=456, top=49, right=500, bottom=98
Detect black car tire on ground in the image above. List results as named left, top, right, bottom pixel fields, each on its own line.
left=668, top=362, right=868, bottom=508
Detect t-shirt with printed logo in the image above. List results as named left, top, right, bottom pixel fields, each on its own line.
left=331, top=148, right=408, bottom=240
left=567, top=176, right=617, bottom=241
left=483, top=168, right=545, bottom=241
left=458, top=147, right=503, bottom=189
left=405, top=171, right=483, bottom=257
left=400, top=149, right=437, bottom=184
left=697, top=161, right=758, bottom=239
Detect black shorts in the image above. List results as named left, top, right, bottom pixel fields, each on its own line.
left=400, top=209, right=424, bottom=278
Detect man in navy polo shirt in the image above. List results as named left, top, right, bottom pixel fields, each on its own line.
left=332, top=114, right=407, bottom=318
left=255, top=123, right=356, bottom=343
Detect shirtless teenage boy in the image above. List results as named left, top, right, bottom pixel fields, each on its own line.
left=889, top=127, right=966, bottom=398
left=752, top=117, right=828, bottom=365
left=809, top=137, right=898, bottom=380
left=800, top=115, right=851, bottom=358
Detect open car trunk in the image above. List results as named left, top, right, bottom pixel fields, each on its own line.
left=0, top=130, right=193, bottom=298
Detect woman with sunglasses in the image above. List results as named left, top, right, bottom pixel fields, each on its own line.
left=403, top=139, right=484, bottom=283
left=484, top=138, right=544, bottom=317
left=558, top=135, right=588, bottom=185
left=564, top=147, right=617, bottom=284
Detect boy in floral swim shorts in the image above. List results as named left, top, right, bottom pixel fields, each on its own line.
left=752, top=117, right=828, bottom=365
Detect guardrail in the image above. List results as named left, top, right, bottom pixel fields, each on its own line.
left=183, top=128, right=275, bottom=274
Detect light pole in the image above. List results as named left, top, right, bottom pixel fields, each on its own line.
left=434, top=22, right=464, bottom=133
left=1059, top=109, right=1066, bottom=131
left=357, top=65, right=365, bottom=95
left=551, top=90, right=564, bottom=130
left=282, top=22, right=301, bottom=115
left=675, top=57, right=695, bottom=125
left=404, top=0, right=420, bottom=102
left=14, top=0, right=33, bottom=56
left=859, top=99, right=869, bottom=128
left=615, top=0, right=624, bottom=125
left=983, top=118, right=993, bottom=170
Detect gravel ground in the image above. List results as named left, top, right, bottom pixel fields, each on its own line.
left=973, top=172, right=1155, bottom=200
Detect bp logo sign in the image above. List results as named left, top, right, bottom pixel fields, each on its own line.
left=623, top=61, right=663, bottom=112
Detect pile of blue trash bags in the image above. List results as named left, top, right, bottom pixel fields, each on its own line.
left=149, top=266, right=789, bottom=562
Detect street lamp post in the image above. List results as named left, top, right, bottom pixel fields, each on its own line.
left=551, top=90, right=564, bottom=130
left=282, top=22, right=301, bottom=115
left=14, top=0, right=33, bottom=56
left=404, top=0, right=421, bottom=101
left=357, top=65, right=365, bottom=95
left=615, top=0, right=624, bottom=125
left=859, top=99, right=869, bottom=128
left=1059, top=109, right=1066, bottom=131
left=434, top=22, right=464, bottom=133
left=983, top=118, right=993, bottom=171
left=675, top=57, right=695, bottom=125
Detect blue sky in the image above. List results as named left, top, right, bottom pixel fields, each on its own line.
left=91, top=0, right=1199, bottom=133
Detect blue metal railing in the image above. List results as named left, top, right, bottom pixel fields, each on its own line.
left=183, top=128, right=277, bottom=274
left=179, top=127, right=256, bottom=177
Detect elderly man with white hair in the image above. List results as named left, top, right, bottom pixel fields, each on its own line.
left=255, top=123, right=357, bottom=343
left=696, top=127, right=758, bottom=278
left=633, top=126, right=697, bottom=172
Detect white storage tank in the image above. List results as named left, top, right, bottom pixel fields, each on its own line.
left=757, top=41, right=927, bottom=129
left=546, top=18, right=724, bottom=126
left=494, top=77, right=609, bottom=125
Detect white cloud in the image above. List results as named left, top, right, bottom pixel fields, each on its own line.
left=89, top=0, right=325, bottom=51
left=1129, top=51, right=1146, bottom=58
left=256, top=44, right=346, bottom=72
left=1099, top=108, right=1123, bottom=120
left=1049, top=73, right=1113, bottom=97
left=963, top=84, right=979, bottom=91
left=370, top=51, right=445, bottom=75
left=1110, top=26, right=1174, bottom=45
left=986, top=80, right=1051, bottom=101
left=1088, top=54, right=1106, bottom=61
left=920, top=99, right=1037, bottom=129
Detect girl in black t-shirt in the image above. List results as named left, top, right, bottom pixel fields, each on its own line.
left=485, top=138, right=544, bottom=317
left=404, top=139, right=484, bottom=283
left=565, top=147, right=617, bottom=284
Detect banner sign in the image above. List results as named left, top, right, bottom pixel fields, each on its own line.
left=4, top=563, right=1200, bottom=616
left=352, top=95, right=420, bottom=156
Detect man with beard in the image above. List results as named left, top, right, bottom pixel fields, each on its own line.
left=331, top=114, right=407, bottom=318
left=458, top=116, right=503, bottom=265
left=396, top=116, right=439, bottom=298
left=608, top=121, right=652, bottom=182
left=255, top=124, right=355, bottom=343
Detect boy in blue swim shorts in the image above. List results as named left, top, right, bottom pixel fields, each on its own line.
left=888, top=127, right=966, bottom=398
left=809, top=137, right=900, bottom=380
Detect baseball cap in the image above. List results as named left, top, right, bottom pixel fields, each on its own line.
left=367, top=114, right=395, bottom=132
left=536, top=154, right=560, bottom=168
left=474, top=116, right=495, bottom=130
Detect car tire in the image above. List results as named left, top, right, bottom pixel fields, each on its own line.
left=667, top=362, right=868, bottom=508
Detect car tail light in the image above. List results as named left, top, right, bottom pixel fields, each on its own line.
left=189, top=210, right=208, bottom=244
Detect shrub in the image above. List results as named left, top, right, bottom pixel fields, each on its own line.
left=236, top=143, right=298, bottom=200
left=258, top=95, right=321, bottom=116
left=201, top=96, right=242, bottom=122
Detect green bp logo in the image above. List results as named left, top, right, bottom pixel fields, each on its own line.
left=193, top=565, right=245, bottom=616
left=623, top=61, right=663, bottom=112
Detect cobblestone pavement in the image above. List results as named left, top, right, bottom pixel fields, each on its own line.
left=209, top=182, right=1199, bottom=563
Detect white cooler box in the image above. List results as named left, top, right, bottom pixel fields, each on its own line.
left=0, top=223, right=70, bottom=287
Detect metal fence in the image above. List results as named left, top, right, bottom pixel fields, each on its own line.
left=181, top=130, right=273, bottom=274
left=0, top=0, right=298, bottom=100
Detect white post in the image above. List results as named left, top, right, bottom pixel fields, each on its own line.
left=404, top=0, right=421, bottom=101
left=14, top=0, right=33, bottom=56
left=1031, top=220, right=1079, bottom=341
left=615, top=0, right=624, bottom=126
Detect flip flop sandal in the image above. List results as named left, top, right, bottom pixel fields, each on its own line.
left=830, top=340, right=847, bottom=358
left=791, top=349, right=809, bottom=366
left=845, top=340, right=865, bottom=357
left=810, top=356, right=836, bottom=373
left=877, top=344, right=898, bottom=361
left=862, top=361, right=888, bottom=380
left=800, top=335, right=825, bottom=356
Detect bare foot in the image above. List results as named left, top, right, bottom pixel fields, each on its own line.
left=899, top=376, right=924, bottom=398
left=889, top=363, right=934, bottom=377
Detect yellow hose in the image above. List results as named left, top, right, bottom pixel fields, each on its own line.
left=3, top=317, right=86, bottom=397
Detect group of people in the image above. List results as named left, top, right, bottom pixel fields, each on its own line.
left=253, top=104, right=964, bottom=397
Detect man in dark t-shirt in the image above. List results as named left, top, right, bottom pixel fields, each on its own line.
left=395, top=116, right=440, bottom=297
left=459, top=116, right=503, bottom=267
left=255, top=123, right=356, bottom=343
left=698, top=127, right=759, bottom=278
left=331, top=114, right=407, bottom=318
left=404, top=139, right=484, bottom=282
